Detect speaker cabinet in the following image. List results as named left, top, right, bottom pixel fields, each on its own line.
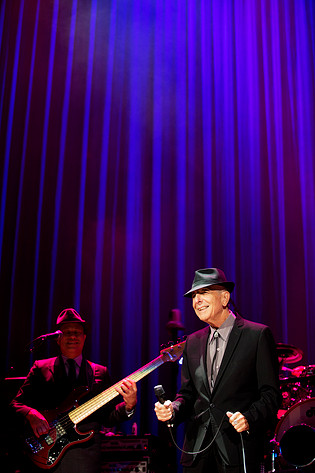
left=101, top=434, right=175, bottom=473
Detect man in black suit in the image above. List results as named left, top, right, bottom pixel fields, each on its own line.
left=11, top=308, right=137, bottom=473
left=155, top=268, right=281, bottom=473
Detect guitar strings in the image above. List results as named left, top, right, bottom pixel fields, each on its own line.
left=28, top=346, right=183, bottom=445
left=69, top=358, right=165, bottom=424
left=31, top=358, right=165, bottom=441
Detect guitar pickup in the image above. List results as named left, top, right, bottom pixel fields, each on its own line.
left=44, top=434, right=54, bottom=446
left=55, top=421, right=66, bottom=437
left=43, top=421, right=66, bottom=446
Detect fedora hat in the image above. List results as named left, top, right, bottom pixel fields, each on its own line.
left=184, top=268, right=235, bottom=297
left=56, top=308, right=88, bottom=332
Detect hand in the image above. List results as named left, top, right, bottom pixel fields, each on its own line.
left=154, top=400, right=174, bottom=423
left=26, top=408, right=50, bottom=438
left=115, top=378, right=137, bottom=411
left=226, top=411, right=249, bottom=433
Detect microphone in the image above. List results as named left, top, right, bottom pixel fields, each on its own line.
left=154, top=384, right=173, bottom=428
left=154, top=384, right=166, bottom=404
left=34, top=330, right=62, bottom=340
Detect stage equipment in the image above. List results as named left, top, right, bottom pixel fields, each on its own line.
left=276, top=343, right=303, bottom=364
left=274, top=398, right=315, bottom=468
left=279, top=378, right=312, bottom=411
left=100, top=434, right=174, bottom=473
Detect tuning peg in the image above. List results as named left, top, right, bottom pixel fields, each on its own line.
left=167, top=340, right=175, bottom=347
left=160, top=343, right=166, bottom=351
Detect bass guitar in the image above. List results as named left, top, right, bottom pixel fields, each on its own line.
left=24, top=340, right=185, bottom=469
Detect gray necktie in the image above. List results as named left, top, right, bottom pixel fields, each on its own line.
left=210, top=331, right=219, bottom=389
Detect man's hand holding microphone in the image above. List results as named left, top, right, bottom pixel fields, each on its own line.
left=154, top=385, right=174, bottom=427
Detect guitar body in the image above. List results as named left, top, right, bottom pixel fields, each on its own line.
left=23, top=341, right=185, bottom=469
left=25, top=388, right=94, bottom=469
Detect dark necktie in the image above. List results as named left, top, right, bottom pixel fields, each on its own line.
left=210, top=331, right=219, bottom=390
left=67, top=358, right=77, bottom=387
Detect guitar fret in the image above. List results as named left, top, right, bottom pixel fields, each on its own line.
left=69, top=357, right=165, bottom=424
left=26, top=341, right=185, bottom=470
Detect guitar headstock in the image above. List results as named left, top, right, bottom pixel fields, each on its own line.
left=160, top=339, right=186, bottom=362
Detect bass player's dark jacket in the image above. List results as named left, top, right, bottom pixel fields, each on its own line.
left=10, top=356, right=130, bottom=472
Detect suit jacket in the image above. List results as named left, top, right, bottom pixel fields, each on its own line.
left=10, top=356, right=130, bottom=472
left=172, top=315, right=281, bottom=468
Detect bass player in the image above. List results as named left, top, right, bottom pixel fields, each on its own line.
left=10, top=308, right=137, bottom=473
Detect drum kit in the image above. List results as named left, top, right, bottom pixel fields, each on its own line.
left=269, top=343, right=315, bottom=471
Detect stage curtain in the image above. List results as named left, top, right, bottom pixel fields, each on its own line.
left=0, top=0, right=314, bottom=436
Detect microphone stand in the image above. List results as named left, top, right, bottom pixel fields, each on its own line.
left=25, top=332, right=61, bottom=355
left=25, top=337, right=46, bottom=353
left=166, top=309, right=185, bottom=400
left=165, top=309, right=185, bottom=472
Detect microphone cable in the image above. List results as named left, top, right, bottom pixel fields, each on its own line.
left=154, top=384, right=224, bottom=455
left=166, top=412, right=226, bottom=456
left=154, top=385, right=248, bottom=472
left=240, top=432, right=247, bottom=473
left=168, top=415, right=248, bottom=473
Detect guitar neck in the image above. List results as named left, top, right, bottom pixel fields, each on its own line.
left=69, top=355, right=164, bottom=424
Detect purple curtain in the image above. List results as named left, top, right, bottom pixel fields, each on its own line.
left=1, top=0, right=315, bottom=436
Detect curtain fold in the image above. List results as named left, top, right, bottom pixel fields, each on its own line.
left=1, top=0, right=315, bottom=436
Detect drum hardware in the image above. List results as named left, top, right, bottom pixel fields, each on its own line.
left=291, top=365, right=306, bottom=377
left=273, top=343, right=315, bottom=470
left=280, top=372, right=315, bottom=386
left=274, top=397, right=315, bottom=468
left=279, top=380, right=312, bottom=411
left=300, top=364, right=315, bottom=391
left=267, top=437, right=279, bottom=473
left=279, top=362, right=315, bottom=412
left=301, top=364, right=315, bottom=376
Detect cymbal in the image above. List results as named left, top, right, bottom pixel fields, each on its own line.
left=276, top=343, right=303, bottom=364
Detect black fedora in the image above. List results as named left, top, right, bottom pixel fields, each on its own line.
left=184, top=268, right=235, bottom=297
left=56, top=308, right=88, bottom=332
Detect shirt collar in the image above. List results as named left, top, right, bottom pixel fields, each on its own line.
left=210, top=311, right=236, bottom=342
left=62, top=353, right=83, bottom=367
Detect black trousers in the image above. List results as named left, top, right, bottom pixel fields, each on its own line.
left=182, top=444, right=261, bottom=473
left=182, top=428, right=261, bottom=473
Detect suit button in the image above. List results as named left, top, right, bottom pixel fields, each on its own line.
left=210, top=403, right=215, bottom=408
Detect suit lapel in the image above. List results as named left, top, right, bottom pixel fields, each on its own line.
left=85, top=359, right=95, bottom=389
left=198, top=327, right=212, bottom=398
left=211, top=315, right=244, bottom=394
left=54, top=356, right=92, bottom=388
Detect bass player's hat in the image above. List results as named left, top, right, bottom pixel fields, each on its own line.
left=56, top=308, right=89, bottom=333
left=184, top=268, right=235, bottom=297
